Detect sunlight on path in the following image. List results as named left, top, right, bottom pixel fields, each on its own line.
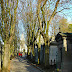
left=10, top=57, right=42, bottom=72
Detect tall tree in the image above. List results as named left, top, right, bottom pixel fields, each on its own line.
left=68, top=24, right=72, bottom=32
left=59, top=17, right=69, bottom=33
left=18, top=0, right=72, bottom=67
left=36, top=0, right=72, bottom=67
left=19, top=0, right=40, bottom=61
left=1, top=0, right=18, bottom=71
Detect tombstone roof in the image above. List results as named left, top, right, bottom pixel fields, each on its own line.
left=55, top=32, right=72, bottom=42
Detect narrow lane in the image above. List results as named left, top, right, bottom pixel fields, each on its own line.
left=10, top=57, right=42, bottom=72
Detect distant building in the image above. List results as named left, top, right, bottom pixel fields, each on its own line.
left=20, top=33, right=27, bottom=53
left=35, top=33, right=44, bottom=45
left=55, top=33, right=72, bottom=72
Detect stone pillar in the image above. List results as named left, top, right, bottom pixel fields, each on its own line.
left=63, top=37, right=67, bottom=51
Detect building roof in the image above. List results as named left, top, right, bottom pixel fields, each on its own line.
left=50, top=41, right=57, bottom=45
left=60, top=33, right=72, bottom=37
left=50, top=36, right=57, bottom=45
left=55, top=32, right=72, bottom=41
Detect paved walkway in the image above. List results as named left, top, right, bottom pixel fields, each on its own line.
left=10, top=57, right=42, bottom=72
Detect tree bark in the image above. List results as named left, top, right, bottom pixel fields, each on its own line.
left=38, top=43, right=40, bottom=64
left=44, top=41, right=49, bottom=67
left=32, top=43, right=35, bottom=62
left=2, top=42, right=10, bottom=72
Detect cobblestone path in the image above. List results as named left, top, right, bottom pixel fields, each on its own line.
left=10, top=57, right=42, bottom=72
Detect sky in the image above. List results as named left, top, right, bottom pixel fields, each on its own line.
left=18, top=20, right=26, bottom=40
left=0, top=35, right=4, bottom=45
left=18, top=0, right=72, bottom=40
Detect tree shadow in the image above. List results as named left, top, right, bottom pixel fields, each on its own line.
left=11, top=56, right=42, bottom=72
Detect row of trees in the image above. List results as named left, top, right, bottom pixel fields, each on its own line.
left=1, top=0, right=20, bottom=72
left=51, top=17, right=72, bottom=36
left=0, top=0, right=72, bottom=71
left=19, top=0, right=72, bottom=67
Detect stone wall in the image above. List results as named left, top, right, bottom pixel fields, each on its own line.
left=55, top=33, right=72, bottom=72
left=49, top=45, right=58, bottom=65
left=62, top=39, right=72, bottom=72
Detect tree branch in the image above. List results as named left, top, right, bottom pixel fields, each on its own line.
left=49, top=0, right=60, bottom=24
left=41, top=0, right=47, bottom=10
left=55, top=8, right=70, bottom=14
left=41, top=0, right=47, bottom=32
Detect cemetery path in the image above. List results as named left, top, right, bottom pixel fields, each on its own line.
left=10, top=57, right=42, bottom=72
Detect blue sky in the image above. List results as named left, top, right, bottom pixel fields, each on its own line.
left=18, top=0, right=72, bottom=39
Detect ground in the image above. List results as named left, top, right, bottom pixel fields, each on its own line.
left=10, top=57, right=42, bottom=72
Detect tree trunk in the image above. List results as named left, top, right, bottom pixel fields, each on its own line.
left=44, top=40, right=50, bottom=68
left=38, top=43, right=40, bottom=64
left=2, top=43, right=10, bottom=72
left=27, top=46, right=30, bottom=57
left=32, top=43, right=35, bottom=62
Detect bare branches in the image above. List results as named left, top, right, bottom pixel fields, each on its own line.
left=41, top=0, right=47, bottom=10
left=41, top=0, right=47, bottom=32
left=49, top=0, right=60, bottom=24
left=55, top=8, right=70, bottom=14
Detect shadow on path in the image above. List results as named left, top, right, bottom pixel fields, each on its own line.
left=10, top=56, right=42, bottom=72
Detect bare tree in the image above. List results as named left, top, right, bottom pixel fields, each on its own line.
left=18, top=0, right=72, bottom=67
left=1, top=0, right=19, bottom=71
left=36, top=0, right=72, bottom=67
